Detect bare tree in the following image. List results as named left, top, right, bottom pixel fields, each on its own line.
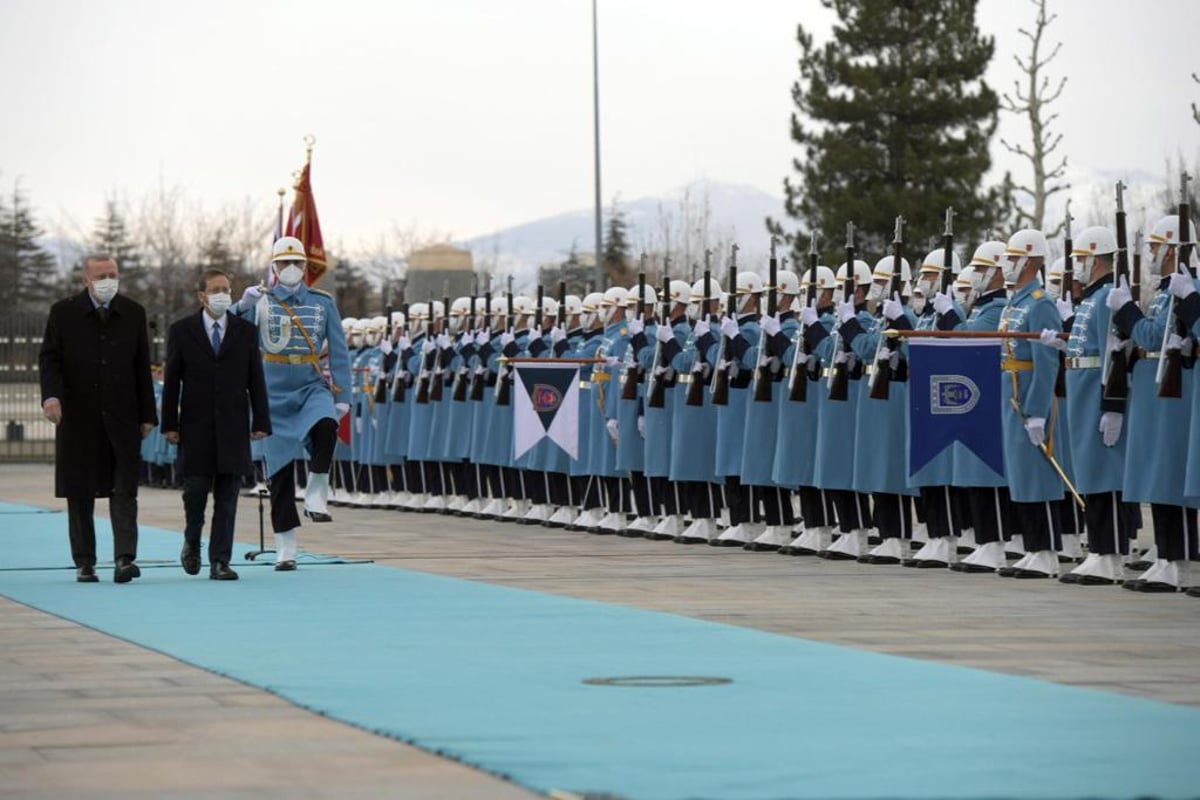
left=1000, top=0, right=1069, bottom=235
left=1193, top=72, right=1199, bottom=126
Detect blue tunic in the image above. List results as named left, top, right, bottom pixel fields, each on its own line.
left=405, top=334, right=436, bottom=462
left=238, top=283, right=350, bottom=478
left=771, top=313, right=820, bottom=488
left=669, top=324, right=719, bottom=483
left=567, top=330, right=605, bottom=477
left=1114, top=279, right=1197, bottom=505
left=590, top=322, right=631, bottom=478
left=615, top=325, right=653, bottom=473
left=740, top=314, right=786, bottom=487
left=643, top=320, right=688, bottom=478
left=1064, top=276, right=1126, bottom=494
left=999, top=280, right=1066, bottom=503
left=812, top=310, right=856, bottom=491
left=443, top=335, right=475, bottom=462
left=478, top=330, right=530, bottom=467
left=707, top=316, right=757, bottom=478
left=383, top=346, right=412, bottom=463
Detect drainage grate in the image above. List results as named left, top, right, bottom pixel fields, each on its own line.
left=581, top=675, right=732, bottom=688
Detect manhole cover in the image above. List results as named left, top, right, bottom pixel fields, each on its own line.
left=582, top=676, right=732, bottom=688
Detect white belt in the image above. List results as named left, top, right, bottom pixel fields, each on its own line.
left=1065, top=356, right=1102, bottom=369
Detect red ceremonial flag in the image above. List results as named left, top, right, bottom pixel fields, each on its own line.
left=337, top=408, right=352, bottom=445
left=285, top=154, right=329, bottom=286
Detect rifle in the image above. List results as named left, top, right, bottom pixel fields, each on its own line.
left=415, top=299, right=434, bottom=404
left=936, top=207, right=955, bottom=316
left=753, top=237, right=779, bottom=402
left=495, top=278, right=514, bottom=406
left=1104, top=181, right=1131, bottom=400
left=827, top=223, right=855, bottom=402
left=375, top=303, right=393, bottom=405
left=469, top=289, right=491, bottom=402
left=452, top=283, right=476, bottom=402
left=1132, top=230, right=1143, bottom=305
left=535, top=283, right=545, bottom=346
left=869, top=216, right=905, bottom=400
left=1157, top=171, right=1193, bottom=399
left=429, top=293, right=449, bottom=402
left=685, top=251, right=714, bottom=407
left=1056, top=203, right=1073, bottom=399
left=621, top=265, right=646, bottom=400
left=710, top=245, right=739, bottom=406
left=391, top=300, right=409, bottom=403
left=788, top=231, right=819, bottom=402
left=647, top=269, right=672, bottom=409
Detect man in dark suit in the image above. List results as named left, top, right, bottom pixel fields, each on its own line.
left=162, top=269, right=271, bottom=580
left=39, top=253, right=157, bottom=583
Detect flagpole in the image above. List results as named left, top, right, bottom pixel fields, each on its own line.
left=886, top=329, right=1067, bottom=341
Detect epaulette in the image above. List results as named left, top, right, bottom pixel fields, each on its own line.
left=309, top=287, right=334, bottom=299
left=1031, top=290, right=1044, bottom=300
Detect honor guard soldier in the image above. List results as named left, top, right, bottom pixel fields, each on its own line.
left=1108, top=214, right=1199, bottom=592
left=994, top=229, right=1068, bottom=579
left=234, top=236, right=351, bottom=570
left=546, top=294, right=587, bottom=527
left=565, top=293, right=609, bottom=530
left=590, top=287, right=632, bottom=533
left=618, top=285, right=659, bottom=534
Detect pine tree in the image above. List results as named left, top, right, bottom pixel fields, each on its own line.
left=602, top=202, right=633, bottom=285
left=0, top=184, right=58, bottom=309
left=89, top=199, right=146, bottom=296
left=773, top=0, right=1010, bottom=259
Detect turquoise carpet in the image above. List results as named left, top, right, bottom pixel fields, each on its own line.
left=2, top=500, right=1199, bottom=799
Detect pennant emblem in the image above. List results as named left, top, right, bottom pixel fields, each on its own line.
left=513, top=363, right=580, bottom=460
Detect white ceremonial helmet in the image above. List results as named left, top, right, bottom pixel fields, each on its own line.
left=429, top=300, right=446, bottom=320
left=364, top=315, right=387, bottom=346
left=271, top=236, right=306, bottom=264
left=624, top=284, right=657, bottom=310
left=869, top=256, right=911, bottom=303
left=1070, top=226, right=1117, bottom=286
left=350, top=318, right=369, bottom=347
left=407, top=302, right=429, bottom=335
left=1002, top=229, right=1048, bottom=283
left=669, top=279, right=693, bottom=305
left=490, top=296, right=509, bottom=323
left=389, top=310, right=405, bottom=329
left=689, top=277, right=723, bottom=321
left=562, top=294, right=583, bottom=323
left=1148, top=214, right=1199, bottom=274
left=735, top=271, right=764, bottom=313
left=448, top=297, right=472, bottom=333
left=799, top=266, right=838, bottom=307
left=511, top=296, right=536, bottom=325
left=1044, top=257, right=1065, bottom=300
left=599, top=286, right=629, bottom=325
left=953, top=266, right=978, bottom=307
left=835, top=260, right=871, bottom=303
left=776, top=271, right=800, bottom=297
left=581, top=291, right=604, bottom=329
left=341, top=318, right=358, bottom=340
left=540, top=296, right=560, bottom=321
left=969, top=240, right=1007, bottom=292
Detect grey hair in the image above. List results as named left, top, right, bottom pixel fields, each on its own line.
left=81, top=252, right=119, bottom=271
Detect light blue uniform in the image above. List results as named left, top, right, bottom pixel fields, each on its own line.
left=567, top=330, right=605, bottom=478
left=405, top=334, right=436, bottom=463
left=383, top=344, right=412, bottom=464
left=708, top=315, right=757, bottom=478
left=812, top=309, right=858, bottom=491
left=237, top=283, right=350, bottom=478
left=442, top=333, right=475, bottom=463
left=741, top=311, right=792, bottom=488
left=999, top=280, right=1066, bottom=503
left=590, top=321, right=630, bottom=478
left=644, top=319, right=689, bottom=478
left=669, top=325, right=719, bottom=483
left=616, top=324, right=654, bottom=474
left=772, top=313, right=821, bottom=488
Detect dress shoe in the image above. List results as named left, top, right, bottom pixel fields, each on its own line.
left=76, top=565, right=98, bottom=583
left=1058, top=572, right=1081, bottom=584
left=911, top=559, right=949, bottom=569
left=1135, top=581, right=1180, bottom=593
left=209, top=562, right=239, bottom=581
left=113, top=557, right=141, bottom=584
left=950, top=562, right=995, bottom=574
left=1013, top=568, right=1051, bottom=579
left=1185, top=586, right=1200, bottom=598
left=180, top=541, right=201, bottom=575
left=274, top=560, right=297, bottom=572
left=996, top=566, right=1019, bottom=578
left=1077, top=575, right=1118, bottom=586
left=1122, top=579, right=1147, bottom=592
left=303, top=509, right=333, bottom=523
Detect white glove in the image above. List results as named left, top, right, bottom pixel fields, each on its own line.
left=238, top=284, right=263, bottom=309
left=1169, top=271, right=1196, bottom=299
left=378, top=338, right=393, bottom=355
left=422, top=338, right=436, bottom=354
left=719, top=316, right=739, bottom=339
left=836, top=300, right=856, bottom=324
left=604, top=355, right=621, bottom=367
left=1039, top=328, right=1067, bottom=352
left=1166, top=332, right=1185, bottom=351
left=397, top=335, right=411, bottom=351
left=500, top=331, right=515, bottom=347
left=655, top=323, right=673, bottom=343
left=474, top=329, right=490, bottom=346
left=882, top=292, right=904, bottom=322
left=932, top=291, right=953, bottom=316
left=1024, top=416, right=1046, bottom=447
left=435, top=332, right=450, bottom=348
left=335, top=403, right=350, bottom=416
left=1106, top=275, right=1132, bottom=311
left=637, top=415, right=646, bottom=438
left=550, top=326, right=567, bottom=344
left=1098, top=411, right=1123, bottom=447
left=605, top=418, right=619, bottom=441
left=355, top=416, right=363, bottom=434
left=799, top=305, right=819, bottom=327
left=693, top=319, right=711, bottom=338
left=760, top=314, right=781, bottom=337
left=628, top=318, right=645, bottom=336
left=1055, top=296, right=1074, bottom=322
left=527, top=327, right=542, bottom=342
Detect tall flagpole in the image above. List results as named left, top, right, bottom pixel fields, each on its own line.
left=592, top=0, right=604, bottom=289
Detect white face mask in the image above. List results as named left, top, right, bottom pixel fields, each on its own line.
left=1045, top=281, right=1061, bottom=300
left=92, top=277, right=119, bottom=304
left=206, top=292, right=232, bottom=317
left=911, top=295, right=927, bottom=315
left=866, top=282, right=885, bottom=303
left=1001, top=257, right=1024, bottom=285
left=277, top=264, right=304, bottom=287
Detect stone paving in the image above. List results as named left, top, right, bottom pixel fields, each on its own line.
left=3, top=463, right=1199, bottom=798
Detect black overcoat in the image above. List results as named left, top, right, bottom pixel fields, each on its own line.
left=38, top=291, right=157, bottom=498
left=160, top=310, right=271, bottom=477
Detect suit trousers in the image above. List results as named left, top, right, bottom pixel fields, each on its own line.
left=68, top=490, right=138, bottom=568
left=182, top=473, right=241, bottom=565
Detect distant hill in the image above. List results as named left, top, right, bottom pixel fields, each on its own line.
left=462, top=179, right=786, bottom=286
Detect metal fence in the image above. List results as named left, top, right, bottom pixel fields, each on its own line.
left=0, top=311, right=171, bottom=463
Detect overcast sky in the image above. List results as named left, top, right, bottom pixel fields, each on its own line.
left=1, top=0, right=1197, bottom=248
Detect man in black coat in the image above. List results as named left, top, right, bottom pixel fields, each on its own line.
left=162, top=269, right=271, bottom=580
left=39, top=253, right=157, bottom=583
